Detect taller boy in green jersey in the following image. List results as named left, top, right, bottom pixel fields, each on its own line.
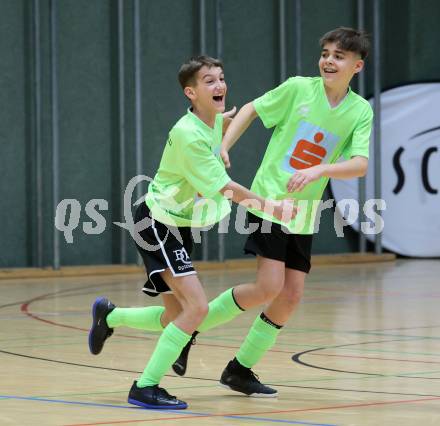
left=177, top=28, right=373, bottom=397
left=249, top=73, right=372, bottom=234
left=220, top=27, right=372, bottom=396
left=88, top=56, right=297, bottom=410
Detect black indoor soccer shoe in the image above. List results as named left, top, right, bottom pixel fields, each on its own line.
left=88, top=297, right=116, bottom=355
left=220, top=358, right=278, bottom=398
left=128, top=381, right=188, bottom=409
left=172, top=331, right=198, bottom=376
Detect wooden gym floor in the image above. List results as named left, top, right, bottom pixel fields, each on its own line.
left=1, top=258, right=440, bottom=425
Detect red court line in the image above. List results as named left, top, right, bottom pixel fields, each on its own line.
left=21, top=301, right=89, bottom=333
left=310, top=353, right=440, bottom=365
left=22, top=294, right=417, bottom=357
left=23, top=292, right=438, bottom=363
left=21, top=298, right=149, bottom=341
left=21, top=296, right=295, bottom=352
left=63, top=396, right=440, bottom=426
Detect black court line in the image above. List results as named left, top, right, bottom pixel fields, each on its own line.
left=0, top=300, right=34, bottom=309
left=5, top=281, right=440, bottom=404
left=0, top=275, right=148, bottom=311
left=1, top=349, right=440, bottom=400
left=0, top=281, right=124, bottom=310
left=0, top=285, right=104, bottom=310
left=292, top=339, right=440, bottom=380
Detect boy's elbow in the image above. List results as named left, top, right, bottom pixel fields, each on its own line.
left=356, top=157, right=368, bottom=177
left=242, top=101, right=258, bottom=120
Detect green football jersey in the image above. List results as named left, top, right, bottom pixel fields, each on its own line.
left=251, top=76, right=373, bottom=234
left=146, top=110, right=231, bottom=227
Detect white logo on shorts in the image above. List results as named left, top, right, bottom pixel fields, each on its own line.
left=173, top=248, right=192, bottom=265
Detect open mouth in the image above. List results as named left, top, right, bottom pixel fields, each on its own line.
left=213, top=95, right=224, bottom=102
left=323, top=68, right=337, bottom=73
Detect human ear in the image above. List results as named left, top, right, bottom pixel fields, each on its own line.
left=184, top=86, right=196, bottom=100
left=354, top=59, right=364, bottom=74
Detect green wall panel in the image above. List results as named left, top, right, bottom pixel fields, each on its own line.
left=56, top=0, right=113, bottom=265
left=1, top=0, right=439, bottom=266
left=0, top=0, right=28, bottom=267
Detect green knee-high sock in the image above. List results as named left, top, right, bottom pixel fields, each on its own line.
left=137, top=322, right=191, bottom=387
left=197, top=288, right=244, bottom=332
left=106, top=306, right=165, bottom=331
left=236, top=314, right=282, bottom=368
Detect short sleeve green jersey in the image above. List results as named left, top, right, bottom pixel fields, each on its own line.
left=146, top=109, right=231, bottom=227
left=252, top=76, right=373, bottom=234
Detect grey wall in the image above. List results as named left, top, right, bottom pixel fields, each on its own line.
left=1, top=0, right=439, bottom=267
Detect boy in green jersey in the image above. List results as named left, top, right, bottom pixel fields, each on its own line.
left=176, top=28, right=373, bottom=397
left=88, top=56, right=297, bottom=409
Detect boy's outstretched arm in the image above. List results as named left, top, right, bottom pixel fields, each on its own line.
left=221, top=102, right=258, bottom=168
left=287, top=156, right=368, bottom=193
left=220, top=180, right=297, bottom=224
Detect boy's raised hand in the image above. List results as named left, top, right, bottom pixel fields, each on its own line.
left=222, top=106, right=237, bottom=135
left=220, top=107, right=236, bottom=169
left=220, top=146, right=231, bottom=168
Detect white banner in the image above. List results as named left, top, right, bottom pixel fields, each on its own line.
left=331, top=83, right=440, bottom=257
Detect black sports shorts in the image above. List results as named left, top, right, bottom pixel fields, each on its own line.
left=244, top=212, right=313, bottom=273
left=134, top=202, right=196, bottom=297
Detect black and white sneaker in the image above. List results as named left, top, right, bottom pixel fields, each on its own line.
left=88, top=297, right=115, bottom=355
left=172, top=331, right=198, bottom=376
left=220, top=358, right=278, bottom=398
left=128, top=381, right=188, bottom=409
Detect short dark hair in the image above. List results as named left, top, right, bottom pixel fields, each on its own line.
left=320, top=27, right=370, bottom=59
left=178, top=56, right=223, bottom=89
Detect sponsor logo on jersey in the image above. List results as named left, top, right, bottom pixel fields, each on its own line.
left=282, top=121, right=340, bottom=174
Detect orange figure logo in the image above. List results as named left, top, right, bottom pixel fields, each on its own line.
left=289, top=132, right=327, bottom=170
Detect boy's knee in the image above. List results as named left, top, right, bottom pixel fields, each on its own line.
left=253, top=285, right=281, bottom=305
left=190, top=302, right=209, bottom=323
left=286, top=291, right=303, bottom=306
left=256, top=279, right=284, bottom=302
left=281, top=286, right=304, bottom=306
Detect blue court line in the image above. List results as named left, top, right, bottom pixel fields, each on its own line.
left=0, top=395, right=336, bottom=426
